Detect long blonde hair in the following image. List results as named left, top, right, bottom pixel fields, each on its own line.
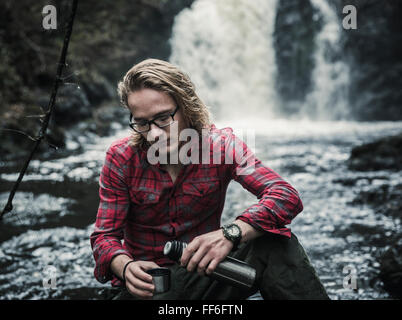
left=117, top=59, right=212, bottom=149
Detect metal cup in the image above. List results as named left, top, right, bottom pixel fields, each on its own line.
left=146, top=268, right=171, bottom=294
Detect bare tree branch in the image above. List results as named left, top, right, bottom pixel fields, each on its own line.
left=0, top=128, right=38, bottom=141
left=1, top=0, right=79, bottom=219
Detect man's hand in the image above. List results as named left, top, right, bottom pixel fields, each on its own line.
left=180, top=229, right=233, bottom=276
left=179, top=220, right=264, bottom=276
left=124, top=260, right=160, bottom=299
left=111, top=255, right=160, bottom=299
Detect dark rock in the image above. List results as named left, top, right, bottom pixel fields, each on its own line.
left=334, top=0, right=402, bottom=120
left=0, top=226, right=107, bottom=300
left=348, top=133, right=402, bottom=171
left=274, top=0, right=321, bottom=115
left=347, top=133, right=402, bottom=298
left=92, top=104, right=127, bottom=136
left=53, top=85, right=91, bottom=125
left=351, top=182, right=402, bottom=220
left=379, top=237, right=402, bottom=298
left=347, top=133, right=402, bottom=218
left=79, top=77, right=115, bottom=107
left=332, top=177, right=358, bottom=186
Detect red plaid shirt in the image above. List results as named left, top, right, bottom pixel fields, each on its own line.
left=90, top=124, right=303, bottom=286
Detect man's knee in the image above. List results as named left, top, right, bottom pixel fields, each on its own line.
left=239, top=232, right=302, bottom=261
left=240, top=232, right=329, bottom=299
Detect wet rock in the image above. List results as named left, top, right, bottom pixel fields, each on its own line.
left=0, top=225, right=113, bottom=300
left=332, top=177, right=358, bottom=186
left=348, top=133, right=402, bottom=171
left=379, top=237, right=402, bottom=298
left=334, top=0, right=402, bottom=120
left=347, top=133, right=402, bottom=298
left=351, top=183, right=402, bottom=220
left=79, top=76, right=115, bottom=107
left=274, top=0, right=321, bottom=114
left=0, top=248, right=14, bottom=269
left=52, top=85, right=91, bottom=126
left=92, top=105, right=127, bottom=137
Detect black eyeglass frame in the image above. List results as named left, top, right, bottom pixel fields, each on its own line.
left=129, top=105, right=180, bottom=133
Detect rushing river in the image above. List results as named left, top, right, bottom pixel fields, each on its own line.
left=0, top=119, right=401, bottom=300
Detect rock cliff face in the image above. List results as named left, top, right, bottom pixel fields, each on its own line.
left=334, top=0, right=402, bottom=120
left=0, top=0, right=194, bottom=158
left=274, top=0, right=321, bottom=115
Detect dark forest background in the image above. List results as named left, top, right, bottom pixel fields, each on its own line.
left=0, top=0, right=194, bottom=158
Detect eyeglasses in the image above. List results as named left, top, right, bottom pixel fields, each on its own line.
left=129, top=105, right=179, bottom=133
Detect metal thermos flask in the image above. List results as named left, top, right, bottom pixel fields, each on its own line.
left=163, top=240, right=256, bottom=291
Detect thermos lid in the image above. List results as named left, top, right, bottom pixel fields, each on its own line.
left=163, top=240, right=187, bottom=261
left=163, top=241, right=172, bottom=256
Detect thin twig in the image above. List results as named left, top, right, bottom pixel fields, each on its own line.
left=0, top=128, right=38, bottom=141
left=1, top=0, right=78, bottom=219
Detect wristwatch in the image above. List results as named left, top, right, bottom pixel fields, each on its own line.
left=221, top=223, right=242, bottom=251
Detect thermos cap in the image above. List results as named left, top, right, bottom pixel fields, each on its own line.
left=164, top=241, right=187, bottom=261
left=163, top=241, right=172, bottom=256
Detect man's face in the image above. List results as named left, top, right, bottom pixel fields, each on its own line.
left=127, top=88, right=189, bottom=161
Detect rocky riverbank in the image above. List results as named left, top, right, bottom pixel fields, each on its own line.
left=347, top=133, right=402, bottom=298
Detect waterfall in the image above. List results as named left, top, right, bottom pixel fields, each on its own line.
left=303, top=0, right=351, bottom=120
left=169, top=0, right=279, bottom=121
left=169, top=0, right=350, bottom=121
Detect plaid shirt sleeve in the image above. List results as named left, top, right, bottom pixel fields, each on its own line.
left=90, top=146, right=133, bottom=283
left=227, top=131, right=303, bottom=238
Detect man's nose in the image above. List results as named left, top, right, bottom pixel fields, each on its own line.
left=147, top=123, right=166, bottom=142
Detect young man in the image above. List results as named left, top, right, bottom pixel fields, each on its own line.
left=90, top=59, right=329, bottom=300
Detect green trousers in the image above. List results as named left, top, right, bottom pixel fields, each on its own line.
left=113, top=233, right=329, bottom=300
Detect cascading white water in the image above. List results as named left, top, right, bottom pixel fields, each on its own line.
left=170, top=0, right=351, bottom=122
left=303, top=0, right=351, bottom=120
left=169, top=0, right=279, bottom=121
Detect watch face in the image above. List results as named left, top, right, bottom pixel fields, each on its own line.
left=228, top=226, right=240, bottom=237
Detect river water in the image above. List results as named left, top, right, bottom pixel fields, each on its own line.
left=0, top=119, right=401, bottom=300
